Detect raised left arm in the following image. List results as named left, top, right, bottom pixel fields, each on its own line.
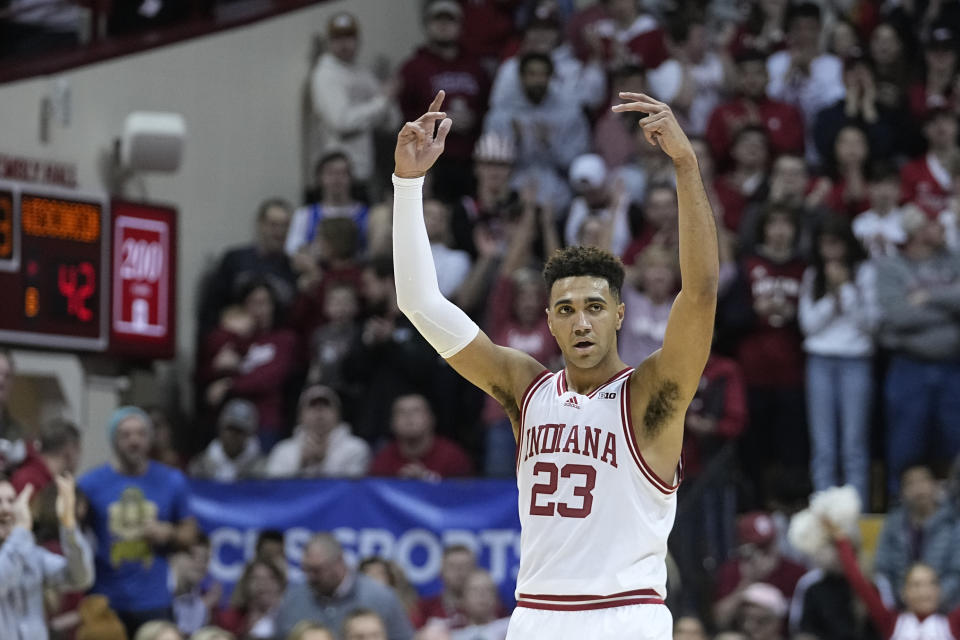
left=612, top=94, right=718, bottom=482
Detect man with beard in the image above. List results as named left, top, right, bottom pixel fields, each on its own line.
left=483, top=52, right=591, bottom=211
left=78, top=407, right=197, bottom=636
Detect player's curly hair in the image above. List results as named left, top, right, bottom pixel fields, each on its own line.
left=542, top=246, right=625, bottom=302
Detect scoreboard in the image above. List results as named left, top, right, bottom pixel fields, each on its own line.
left=0, top=181, right=177, bottom=358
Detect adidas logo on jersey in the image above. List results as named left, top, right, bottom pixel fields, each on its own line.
left=562, top=395, right=581, bottom=409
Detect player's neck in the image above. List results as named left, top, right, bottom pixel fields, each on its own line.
left=563, top=355, right=628, bottom=396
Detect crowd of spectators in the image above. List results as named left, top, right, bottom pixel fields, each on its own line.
left=4, top=0, right=960, bottom=638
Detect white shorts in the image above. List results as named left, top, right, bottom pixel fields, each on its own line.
left=505, top=603, right=673, bottom=640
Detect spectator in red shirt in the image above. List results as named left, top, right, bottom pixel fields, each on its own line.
left=214, top=558, right=285, bottom=639
left=579, top=0, right=668, bottom=71
left=819, top=124, right=871, bottom=217
left=713, top=512, right=808, bottom=629
left=713, top=125, right=771, bottom=233
left=397, top=0, right=490, bottom=200
left=199, top=279, right=299, bottom=451
left=682, top=353, right=748, bottom=478
left=369, top=394, right=474, bottom=480
left=722, top=204, right=807, bottom=506
left=705, top=50, right=805, bottom=172
left=412, top=544, right=476, bottom=628
left=907, top=25, right=958, bottom=121
left=901, top=109, right=958, bottom=216
left=11, top=417, right=80, bottom=494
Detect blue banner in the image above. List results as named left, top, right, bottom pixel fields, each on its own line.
left=188, top=478, right=522, bottom=606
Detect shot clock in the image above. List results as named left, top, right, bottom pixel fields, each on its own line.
left=0, top=181, right=176, bottom=358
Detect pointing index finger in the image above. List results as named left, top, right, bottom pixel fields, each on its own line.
left=428, top=90, right=446, bottom=113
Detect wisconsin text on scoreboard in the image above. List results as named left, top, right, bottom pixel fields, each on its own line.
left=0, top=180, right=177, bottom=357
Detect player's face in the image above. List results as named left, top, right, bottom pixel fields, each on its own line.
left=114, top=416, right=151, bottom=470
left=0, top=481, right=15, bottom=541
left=344, top=614, right=387, bottom=640
left=547, top=277, right=624, bottom=370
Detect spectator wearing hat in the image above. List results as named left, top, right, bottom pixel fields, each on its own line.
left=369, top=394, right=473, bottom=480
left=0, top=348, right=29, bottom=476
left=397, top=0, right=490, bottom=201
left=489, top=2, right=606, bottom=113
left=705, top=50, right=805, bottom=172
left=908, top=24, right=958, bottom=121
left=265, top=385, right=369, bottom=478
left=766, top=3, right=845, bottom=166
left=483, top=51, right=590, bottom=211
left=308, top=11, right=397, bottom=188
left=900, top=109, right=958, bottom=217
left=713, top=513, right=807, bottom=629
left=0, top=472, right=93, bottom=640
left=873, top=464, right=960, bottom=611
left=448, top=132, right=518, bottom=260
left=875, top=206, right=960, bottom=493
left=78, top=407, right=198, bottom=636
left=563, top=154, right=632, bottom=255
left=189, top=400, right=265, bottom=481
left=736, top=582, right=789, bottom=640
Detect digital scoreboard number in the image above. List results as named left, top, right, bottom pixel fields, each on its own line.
left=0, top=181, right=176, bottom=357
left=0, top=185, right=107, bottom=350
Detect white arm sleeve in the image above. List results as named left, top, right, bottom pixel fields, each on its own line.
left=392, top=174, right=480, bottom=358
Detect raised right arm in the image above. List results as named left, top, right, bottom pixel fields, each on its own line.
left=392, top=93, right=545, bottom=433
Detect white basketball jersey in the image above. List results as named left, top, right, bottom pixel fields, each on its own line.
left=514, top=367, right=680, bottom=612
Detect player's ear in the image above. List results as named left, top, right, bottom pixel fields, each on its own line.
left=616, top=302, right=625, bottom=330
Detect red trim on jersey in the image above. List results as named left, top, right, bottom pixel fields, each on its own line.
left=620, top=376, right=681, bottom=495
left=587, top=367, right=634, bottom=398
left=558, top=369, right=567, bottom=395
left=518, top=588, right=661, bottom=601
left=516, top=598, right=665, bottom=611
left=517, top=369, right=553, bottom=472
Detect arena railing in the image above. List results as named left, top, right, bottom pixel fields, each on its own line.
left=0, top=0, right=331, bottom=85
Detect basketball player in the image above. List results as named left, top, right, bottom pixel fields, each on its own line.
left=391, top=90, right=718, bottom=639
